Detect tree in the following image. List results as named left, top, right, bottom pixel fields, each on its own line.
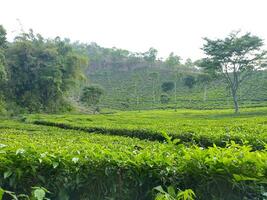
left=184, top=58, right=194, bottom=68
left=129, top=69, right=150, bottom=110
left=0, top=25, right=7, bottom=113
left=165, top=56, right=182, bottom=108
left=165, top=52, right=181, bottom=68
left=0, top=25, right=7, bottom=81
left=143, top=47, right=158, bottom=67
left=5, top=31, right=88, bottom=112
left=0, top=25, right=7, bottom=48
left=199, top=31, right=267, bottom=113
left=172, top=72, right=182, bottom=110
left=183, top=75, right=196, bottom=89
left=148, top=72, right=159, bottom=105
left=80, top=85, right=104, bottom=113
left=0, top=53, right=6, bottom=81
left=161, top=81, right=174, bottom=92
left=130, top=71, right=142, bottom=108
left=197, top=73, right=212, bottom=101
left=160, top=93, right=170, bottom=104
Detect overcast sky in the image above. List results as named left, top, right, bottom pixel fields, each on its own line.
left=1, top=0, right=267, bottom=60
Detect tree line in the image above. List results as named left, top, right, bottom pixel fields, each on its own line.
left=82, top=42, right=196, bottom=72
left=0, top=26, right=88, bottom=113
left=0, top=25, right=198, bottom=114
left=0, top=24, right=266, bottom=113
left=86, top=31, right=267, bottom=113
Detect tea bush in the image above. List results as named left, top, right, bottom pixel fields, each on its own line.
left=27, top=107, right=267, bottom=149
left=0, top=120, right=267, bottom=199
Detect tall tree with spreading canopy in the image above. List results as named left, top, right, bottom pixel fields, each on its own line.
left=199, top=31, right=267, bottom=113
left=165, top=52, right=181, bottom=69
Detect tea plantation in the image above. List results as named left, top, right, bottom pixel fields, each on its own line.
left=87, top=69, right=267, bottom=110
left=0, top=108, right=267, bottom=199
left=28, top=107, right=267, bottom=149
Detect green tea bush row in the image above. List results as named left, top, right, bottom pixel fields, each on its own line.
left=0, top=122, right=267, bottom=199
left=27, top=108, right=267, bottom=149
left=32, top=119, right=267, bottom=150
left=33, top=120, right=166, bottom=141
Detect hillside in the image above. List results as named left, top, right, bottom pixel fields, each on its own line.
left=87, top=67, right=267, bottom=110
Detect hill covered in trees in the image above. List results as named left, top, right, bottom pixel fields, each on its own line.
left=75, top=33, right=267, bottom=111
left=1, top=25, right=267, bottom=113
left=83, top=39, right=267, bottom=111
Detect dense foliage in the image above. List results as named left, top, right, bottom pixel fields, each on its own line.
left=161, top=82, right=175, bottom=92
left=0, top=25, right=7, bottom=113
left=198, top=32, right=267, bottom=113
left=1, top=25, right=267, bottom=200
left=80, top=84, right=104, bottom=113
left=0, top=27, right=88, bottom=113
left=28, top=107, right=267, bottom=149
left=0, top=119, right=267, bottom=199
left=1, top=25, right=267, bottom=113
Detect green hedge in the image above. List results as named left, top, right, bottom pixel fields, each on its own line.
left=33, top=119, right=267, bottom=150
left=0, top=121, right=267, bottom=199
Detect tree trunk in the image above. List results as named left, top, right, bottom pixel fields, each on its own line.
left=174, top=82, right=177, bottom=102
left=203, top=84, right=207, bottom=102
left=134, top=82, right=139, bottom=107
left=174, top=81, right=177, bottom=111
left=231, top=89, right=239, bottom=113
left=152, top=81, right=156, bottom=105
left=233, top=95, right=239, bottom=113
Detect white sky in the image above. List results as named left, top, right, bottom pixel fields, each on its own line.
left=1, top=0, right=267, bottom=60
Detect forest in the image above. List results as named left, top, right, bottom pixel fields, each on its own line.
left=0, top=22, right=267, bottom=200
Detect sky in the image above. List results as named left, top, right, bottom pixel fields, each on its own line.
left=1, top=0, right=267, bottom=60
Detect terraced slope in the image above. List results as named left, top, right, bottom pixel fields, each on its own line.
left=87, top=69, right=267, bottom=110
